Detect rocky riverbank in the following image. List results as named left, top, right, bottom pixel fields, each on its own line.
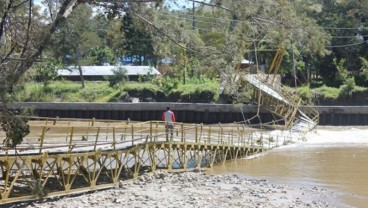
left=10, top=170, right=343, bottom=208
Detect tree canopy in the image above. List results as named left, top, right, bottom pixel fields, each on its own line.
left=1, top=0, right=368, bottom=147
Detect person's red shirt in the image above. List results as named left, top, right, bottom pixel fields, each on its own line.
left=162, top=110, right=176, bottom=124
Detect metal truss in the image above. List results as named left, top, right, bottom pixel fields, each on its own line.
left=1, top=118, right=274, bottom=204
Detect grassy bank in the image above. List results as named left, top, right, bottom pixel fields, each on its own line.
left=15, top=80, right=220, bottom=103
left=296, top=84, right=368, bottom=105
left=14, top=80, right=368, bottom=105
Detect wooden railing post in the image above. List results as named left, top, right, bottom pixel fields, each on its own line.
left=39, top=126, right=46, bottom=154
left=69, top=127, right=74, bottom=152
left=113, top=127, right=116, bottom=151
left=270, top=135, right=273, bottom=148
left=53, top=117, right=59, bottom=125
left=220, top=126, right=223, bottom=144
left=94, top=127, right=100, bottom=151
left=150, top=121, right=153, bottom=142
left=195, top=124, right=198, bottom=143
left=105, top=122, right=110, bottom=141
left=200, top=123, right=203, bottom=142
left=141, top=122, right=143, bottom=138
left=181, top=123, right=184, bottom=142
left=231, top=129, right=234, bottom=145
left=208, top=126, right=211, bottom=144
left=237, top=130, right=240, bottom=146
left=131, top=125, right=134, bottom=146
left=156, top=121, right=159, bottom=141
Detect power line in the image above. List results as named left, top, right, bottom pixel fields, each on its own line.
left=158, top=10, right=368, bottom=50
left=157, top=12, right=245, bottom=33
left=325, top=40, right=368, bottom=48
left=331, top=34, right=368, bottom=39
left=186, top=0, right=232, bottom=12
left=158, top=13, right=226, bottom=32
left=158, top=15, right=269, bottom=40
left=319, top=26, right=367, bottom=30
left=158, top=12, right=226, bottom=26
left=160, top=11, right=368, bottom=31
left=158, top=11, right=245, bottom=24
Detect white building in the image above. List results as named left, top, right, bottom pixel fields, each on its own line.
left=58, top=65, right=160, bottom=81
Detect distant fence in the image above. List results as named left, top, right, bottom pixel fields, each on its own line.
left=4, top=102, right=368, bottom=125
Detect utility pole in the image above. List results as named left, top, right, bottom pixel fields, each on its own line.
left=292, top=44, right=297, bottom=87
left=192, top=1, right=195, bottom=29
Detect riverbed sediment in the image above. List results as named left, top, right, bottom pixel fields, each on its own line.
left=10, top=170, right=343, bottom=208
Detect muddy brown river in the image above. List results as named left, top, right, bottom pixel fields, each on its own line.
left=211, top=126, right=368, bottom=207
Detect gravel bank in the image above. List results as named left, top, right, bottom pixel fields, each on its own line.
left=9, top=170, right=343, bottom=208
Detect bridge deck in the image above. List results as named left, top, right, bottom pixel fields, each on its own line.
left=0, top=117, right=303, bottom=204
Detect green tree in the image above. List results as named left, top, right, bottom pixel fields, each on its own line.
left=359, top=57, right=368, bottom=86
left=306, top=0, right=368, bottom=85
left=333, top=58, right=348, bottom=87
left=89, top=46, right=117, bottom=66
left=34, top=60, right=61, bottom=89
left=0, top=0, right=162, bottom=147
left=1, top=110, right=30, bottom=148
left=122, top=13, right=156, bottom=65
left=107, top=67, right=128, bottom=91
left=0, top=0, right=85, bottom=147
left=51, top=4, right=101, bottom=88
left=92, top=13, right=125, bottom=57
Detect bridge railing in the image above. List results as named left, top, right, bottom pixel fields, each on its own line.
left=0, top=119, right=302, bottom=155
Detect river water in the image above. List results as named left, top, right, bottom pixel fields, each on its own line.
left=211, top=126, right=368, bottom=207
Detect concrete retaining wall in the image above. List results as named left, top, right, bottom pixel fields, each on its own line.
left=8, top=102, right=368, bottom=125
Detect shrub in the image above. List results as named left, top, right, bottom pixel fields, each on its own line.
left=231, top=83, right=253, bottom=104
left=339, top=77, right=356, bottom=97
left=123, top=82, right=162, bottom=99
left=359, top=57, right=368, bottom=82
left=332, top=58, right=348, bottom=87
left=49, top=80, right=81, bottom=96
left=296, top=85, right=312, bottom=104
left=312, top=85, right=340, bottom=100
left=25, top=87, right=55, bottom=102
left=106, top=67, right=128, bottom=89
left=104, top=91, right=127, bottom=102
left=170, top=82, right=219, bottom=103
left=21, top=81, right=115, bottom=102
left=78, top=82, right=114, bottom=102
left=154, top=76, right=179, bottom=94
left=1, top=109, right=30, bottom=148
left=34, top=60, right=60, bottom=88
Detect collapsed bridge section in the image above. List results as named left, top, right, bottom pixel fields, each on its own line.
left=243, top=68, right=319, bottom=135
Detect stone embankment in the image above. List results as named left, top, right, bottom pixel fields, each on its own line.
left=9, top=170, right=342, bottom=208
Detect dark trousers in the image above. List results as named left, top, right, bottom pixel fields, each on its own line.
left=165, top=124, right=174, bottom=141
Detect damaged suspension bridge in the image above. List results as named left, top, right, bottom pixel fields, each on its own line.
left=0, top=69, right=319, bottom=204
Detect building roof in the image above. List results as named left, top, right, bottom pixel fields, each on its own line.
left=58, top=65, right=160, bottom=76
left=241, top=59, right=254, bottom=64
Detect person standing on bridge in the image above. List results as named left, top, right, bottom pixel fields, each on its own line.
left=162, top=106, right=176, bottom=141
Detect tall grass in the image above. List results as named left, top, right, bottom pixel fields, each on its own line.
left=19, top=81, right=115, bottom=102
left=173, top=81, right=219, bottom=102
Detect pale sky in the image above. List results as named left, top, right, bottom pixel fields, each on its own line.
left=33, top=0, right=207, bottom=16
left=33, top=0, right=202, bottom=10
